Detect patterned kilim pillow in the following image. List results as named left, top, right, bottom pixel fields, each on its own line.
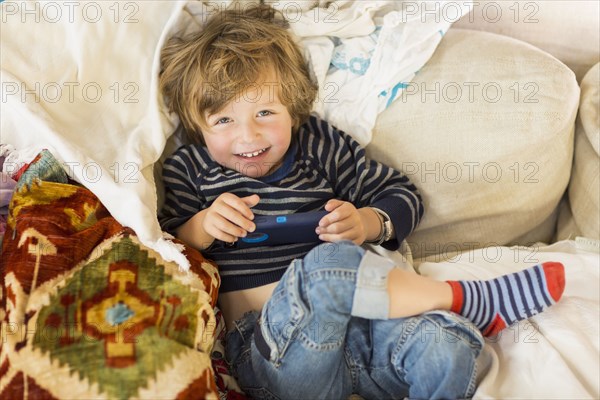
left=0, top=150, right=221, bottom=399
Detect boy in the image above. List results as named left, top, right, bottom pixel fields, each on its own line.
left=159, top=5, right=565, bottom=399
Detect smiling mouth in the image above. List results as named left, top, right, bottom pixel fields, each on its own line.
left=236, top=147, right=269, bottom=158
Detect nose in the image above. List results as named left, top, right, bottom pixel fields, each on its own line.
left=239, top=120, right=260, bottom=144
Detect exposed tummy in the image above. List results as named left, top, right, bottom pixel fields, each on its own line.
left=218, top=282, right=278, bottom=331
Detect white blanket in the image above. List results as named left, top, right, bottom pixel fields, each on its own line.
left=1, top=0, right=191, bottom=267
left=1, top=0, right=461, bottom=269
left=418, top=240, right=600, bottom=399
left=271, top=0, right=471, bottom=145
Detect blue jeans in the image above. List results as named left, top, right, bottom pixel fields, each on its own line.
left=225, top=242, right=484, bottom=400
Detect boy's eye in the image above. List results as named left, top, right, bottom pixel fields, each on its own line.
left=215, top=117, right=231, bottom=125
left=257, top=110, right=273, bottom=117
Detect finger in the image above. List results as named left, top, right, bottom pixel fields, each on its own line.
left=211, top=214, right=249, bottom=241
left=325, top=199, right=344, bottom=212
left=320, top=205, right=341, bottom=227
left=205, top=219, right=239, bottom=243
left=211, top=202, right=256, bottom=233
left=318, top=231, right=360, bottom=245
left=318, top=218, right=353, bottom=235
left=320, top=202, right=352, bottom=227
left=241, top=194, right=260, bottom=208
left=213, top=230, right=240, bottom=243
left=220, top=193, right=256, bottom=221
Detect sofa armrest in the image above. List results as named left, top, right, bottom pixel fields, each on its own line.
left=557, top=63, right=600, bottom=241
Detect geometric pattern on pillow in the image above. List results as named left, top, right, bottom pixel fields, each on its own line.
left=0, top=150, right=221, bottom=399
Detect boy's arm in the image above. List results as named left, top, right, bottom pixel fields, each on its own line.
left=309, top=119, right=424, bottom=249
left=160, top=147, right=259, bottom=250
left=358, top=207, right=387, bottom=243
left=159, top=146, right=208, bottom=246
left=175, top=210, right=215, bottom=250
left=358, top=165, right=423, bottom=250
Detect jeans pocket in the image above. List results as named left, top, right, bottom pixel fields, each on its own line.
left=464, top=361, right=478, bottom=399
left=423, top=310, right=484, bottom=350
left=225, top=312, right=261, bottom=371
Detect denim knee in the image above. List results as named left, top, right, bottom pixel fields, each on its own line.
left=301, top=241, right=364, bottom=273
left=393, top=312, right=483, bottom=399
left=302, top=241, right=396, bottom=321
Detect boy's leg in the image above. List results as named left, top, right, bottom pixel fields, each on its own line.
left=346, top=312, right=483, bottom=400
left=226, top=241, right=565, bottom=398
left=228, top=241, right=395, bottom=399
left=447, top=262, right=565, bottom=336
left=385, top=262, right=566, bottom=336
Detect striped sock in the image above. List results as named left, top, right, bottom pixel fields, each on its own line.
left=447, top=262, right=565, bottom=337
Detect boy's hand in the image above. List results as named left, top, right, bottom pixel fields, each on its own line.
left=202, top=193, right=260, bottom=243
left=317, top=199, right=374, bottom=245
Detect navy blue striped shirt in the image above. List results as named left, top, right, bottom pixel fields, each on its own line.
left=160, top=115, right=424, bottom=292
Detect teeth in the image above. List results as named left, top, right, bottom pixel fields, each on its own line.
left=238, top=148, right=267, bottom=158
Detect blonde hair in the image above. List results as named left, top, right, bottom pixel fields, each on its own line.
left=159, top=4, right=318, bottom=143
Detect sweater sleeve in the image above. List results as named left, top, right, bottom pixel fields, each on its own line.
left=307, top=117, right=424, bottom=250
left=158, top=145, right=205, bottom=235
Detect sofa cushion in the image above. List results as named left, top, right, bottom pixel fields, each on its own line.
left=557, top=63, right=600, bottom=240
left=366, top=29, right=579, bottom=261
left=452, top=0, right=600, bottom=82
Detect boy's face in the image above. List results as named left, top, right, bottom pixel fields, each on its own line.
left=202, top=78, right=293, bottom=178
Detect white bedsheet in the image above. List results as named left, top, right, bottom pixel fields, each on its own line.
left=418, top=240, right=600, bottom=399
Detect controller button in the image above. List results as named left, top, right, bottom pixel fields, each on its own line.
left=241, top=232, right=269, bottom=243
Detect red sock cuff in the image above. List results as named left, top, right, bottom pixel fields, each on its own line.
left=542, top=262, right=566, bottom=302
left=446, top=281, right=464, bottom=314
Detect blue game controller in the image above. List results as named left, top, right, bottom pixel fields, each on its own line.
left=233, top=210, right=328, bottom=248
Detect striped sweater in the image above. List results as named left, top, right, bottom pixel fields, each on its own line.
left=159, top=115, right=424, bottom=292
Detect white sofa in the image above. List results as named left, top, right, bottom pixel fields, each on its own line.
left=362, top=3, right=599, bottom=398
left=367, top=0, right=599, bottom=262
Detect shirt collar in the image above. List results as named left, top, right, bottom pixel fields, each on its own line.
left=259, top=137, right=298, bottom=183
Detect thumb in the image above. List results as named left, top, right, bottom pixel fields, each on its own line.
left=241, top=194, right=260, bottom=207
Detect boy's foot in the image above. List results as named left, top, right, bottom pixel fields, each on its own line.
left=447, top=262, right=565, bottom=337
